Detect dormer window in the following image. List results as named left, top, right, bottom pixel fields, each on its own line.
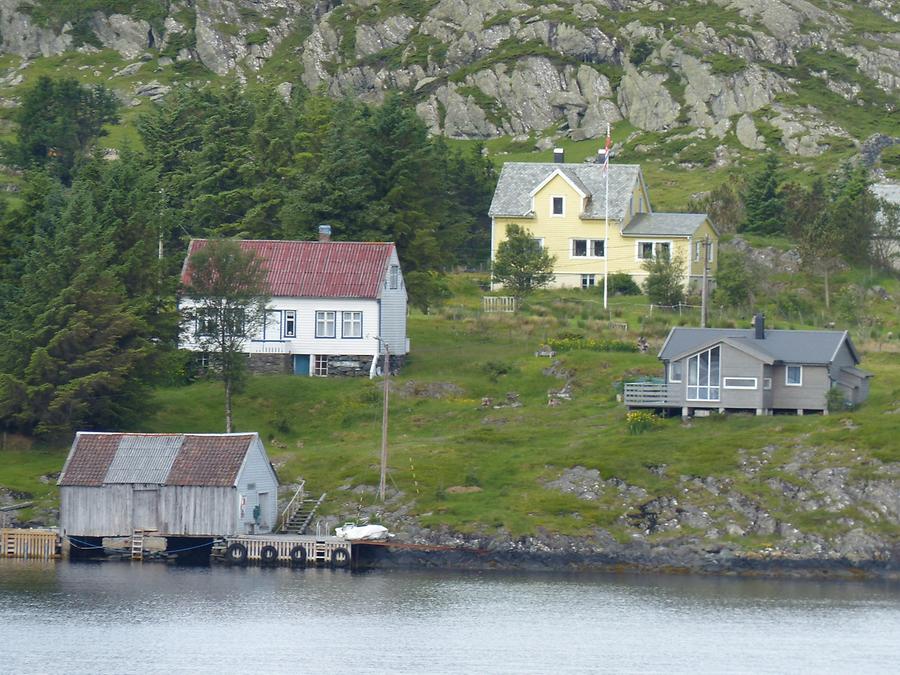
left=552, top=196, right=564, bottom=216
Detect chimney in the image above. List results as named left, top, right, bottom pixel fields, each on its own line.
left=553, top=148, right=564, bottom=164
left=318, top=224, right=332, bottom=242
left=753, top=313, right=765, bottom=340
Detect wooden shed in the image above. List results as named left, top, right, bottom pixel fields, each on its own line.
left=58, top=432, right=279, bottom=538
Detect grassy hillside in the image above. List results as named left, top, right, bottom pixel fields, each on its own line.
left=4, top=273, right=897, bottom=544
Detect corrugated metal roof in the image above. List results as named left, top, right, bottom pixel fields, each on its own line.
left=622, top=212, right=709, bottom=236
left=181, top=239, right=395, bottom=299
left=489, top=162, right=643, bottom=220
left=659, top=328, right=856, bottom=365
left=58, top=433, right=123, bottom=486
left=104, top=434, right=183, bottom=484
left=167, top=434, right=256, bottom=486
left=59, top=433, right=260, bottom=487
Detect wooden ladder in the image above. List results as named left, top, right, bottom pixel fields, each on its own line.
left=131, top=530, right=144, bottom=561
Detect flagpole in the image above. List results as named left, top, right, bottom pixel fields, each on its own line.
left=603, top=123, right=610, bottom=311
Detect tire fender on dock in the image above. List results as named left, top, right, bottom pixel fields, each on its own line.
left=225, top=542, right=248, bottom=566
left=260, top=545, right=279, bottom=566
left=289, top=545, right=307, bottom=567
left=331, top=547, right=350, bottom=568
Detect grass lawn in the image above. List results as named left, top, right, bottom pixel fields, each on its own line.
left=130, top=277, right=900, bottom=542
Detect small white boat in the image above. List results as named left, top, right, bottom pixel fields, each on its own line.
left=334, top=523, right=391, bottom=541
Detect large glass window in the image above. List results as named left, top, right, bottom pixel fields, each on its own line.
left=687, top=346, right=720, bottom=400
left=342, top=311, right=362, bottom=338
left=315, top=311, right=336, bottom=338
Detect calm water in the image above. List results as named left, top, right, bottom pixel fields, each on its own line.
left=1, top=561, right=898, bottom=674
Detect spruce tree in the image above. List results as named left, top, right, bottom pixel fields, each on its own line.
left=741, top=153, right=784, bottom=235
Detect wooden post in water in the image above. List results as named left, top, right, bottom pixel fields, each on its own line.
left=379, top=341, right=390, bottom=503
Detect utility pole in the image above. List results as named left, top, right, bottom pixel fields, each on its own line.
left=700, top=235, right=710, bottom=328
left=379, top=340, right=390, bottom=503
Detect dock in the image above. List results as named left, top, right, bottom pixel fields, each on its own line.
left=1, top=528, right=60, bottom=560
left=221, top=534, right=352, bottom=567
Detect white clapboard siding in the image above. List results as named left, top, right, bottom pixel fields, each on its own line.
left=235, top=436, right=280, bottom=533
left=379, top=248, right=409, bottom=355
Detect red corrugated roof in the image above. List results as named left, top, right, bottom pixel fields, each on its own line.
left=59, top=433, right=261, bottom=487
left=167, top=434, right=256, bottom=486
left=60, top=434, right=123, bottom=486
left=181, top=239, right=395, bottom=299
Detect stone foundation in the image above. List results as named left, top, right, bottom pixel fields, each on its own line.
left=247, top=353, right=292, bottom=375
left=244, top=352, right=407, bottom=377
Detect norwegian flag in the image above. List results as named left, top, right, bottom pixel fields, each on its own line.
left=601, top=125, right=612, bottom=173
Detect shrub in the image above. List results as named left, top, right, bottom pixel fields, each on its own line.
left=826, top=387, right=854, bottom=413
left=483, top=360, right=515, bottom=381
left=548, top=336, right=637, bottom=352
left=626, top=410, right=659, bottom=434
left=775, top=290, right=813, bottom=318
left=630, top=38, right=654, bottom=66
left=608, top=272, right=642, bottom=296
left=642, top=253, right=687, bottom=305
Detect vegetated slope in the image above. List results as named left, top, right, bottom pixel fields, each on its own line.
left=5, top=277, right=898, bottom=571
left=0, top=0, right=897, bottom=195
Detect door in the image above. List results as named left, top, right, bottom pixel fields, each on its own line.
left=258, top=492, right=271, bottom=532
left=132, top=489, right=159, bottom=531
left=293, top=354, right=310, bottom=375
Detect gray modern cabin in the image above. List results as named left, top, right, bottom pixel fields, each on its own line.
left=59, top=432, right=279, bottom=538
left=624, top=315, right=872, bottom=416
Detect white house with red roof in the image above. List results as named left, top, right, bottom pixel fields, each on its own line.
left=179, top=228, right=409, bottom=377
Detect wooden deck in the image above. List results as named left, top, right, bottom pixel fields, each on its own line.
left=223, top=534, right=351, bottom=567
left=1, top=528, right=60, bottom=560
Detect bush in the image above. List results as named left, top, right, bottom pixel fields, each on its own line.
left=642, top=253, right=687, bottom=305
left=826, top=387, right=854, bottom=413
left=775, top=290, right=814, bottom=318
left=713, top=250, right=756, bottom=308
left=626, top=410, right=659, bottom=434
left=482, top=360, right=515, bottom=381
left=630, top=38, right=654, bottom=66
left=547, top=336, right=637, bottom=352
left=607, top=272, right=641, bottom=296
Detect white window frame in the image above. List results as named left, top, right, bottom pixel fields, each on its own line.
left=707, top=241, right=715, bottom=262
left=315, top=310, right=336, bottom=338
left=723, top=377, right=758, bottom=390
left=687, top=346, right=720, bottom=401
left=786, top=365, right=803, bottom=386
left=694, top=241, right=701, bottom=262
left=389, top=265, right=400, bottom=290
left=342, top=311, right=363, bottom=338
left=283, top=310, right=296, bottom=338
left=636, top=240, right=673, bottom=261
left=764, top=378, right=772, bottom=390
left=532, top=237, right=545, bottom=249
left=571, top=238, right=605, bottom=259
left=581, top=274, right=595, bottom=289
left=551, top=195, right=565, bottom=217
left=313, top=355, right=328, bottom=377
left=669, top=362, right=683, bottom=383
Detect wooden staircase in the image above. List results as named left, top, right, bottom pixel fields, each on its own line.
left=131, top=530, right=144, bottom=561
left=282, top=493, right=327, bottom=535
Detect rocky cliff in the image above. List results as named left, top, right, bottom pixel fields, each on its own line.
left=0, top=1, right=897, bottom=157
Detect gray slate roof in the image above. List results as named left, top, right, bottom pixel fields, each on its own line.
left=659, top=327, right=857, bottom=365
left=489, top=162, right=642, bottom=220
left=622, top=212, right=709, bottom=236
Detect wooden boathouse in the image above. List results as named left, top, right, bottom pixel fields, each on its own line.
left=58, top=432, right=279, bottom=541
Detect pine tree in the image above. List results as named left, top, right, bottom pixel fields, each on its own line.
left=741, top=153, right=784, bottom=235
left=492, top=224, right=556, bottom=299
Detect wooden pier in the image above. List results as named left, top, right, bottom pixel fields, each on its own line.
left=1, top=528, right=60, bottom=560
left=222, top=534, right=352, bottom=567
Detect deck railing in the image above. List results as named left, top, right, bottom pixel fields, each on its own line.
left=623, top=382, right=678, bottom=406
left=279, top=480, right=306, bottom=532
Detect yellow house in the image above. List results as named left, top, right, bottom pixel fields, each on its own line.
left=489, top=156, right=718, bottom=291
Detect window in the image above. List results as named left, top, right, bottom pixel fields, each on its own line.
left=656, top=242, right=671, bottom=259
left=670, top=362, right=683, bottom=383
left=764, top=378, right=772, bottom=390
left=342, top=311, right=362, bottom=338
left=581, top=274, right=595, bottom=289
left=572, top=239, right=605, bottom=258
left=552, top=196, right=564, bottom=216
left=315, top=311, right=336, bottom=338
left=786, top=365, right=802, bottom=386
left=694, top=241, right=701, bottom=262
left=707, top=242, right=715, bottom=262
left=723, top=377, right=758, bottom=389
left=389, top=265, right=400, bottom=290
left=638, top=242, right=654, bottom=260
left=283, top=310, right=296, bottom=338
left=687, top=346, right=720, bottom=401
left=223, top=308, right=245, bottom=336
left=532, top=238, right=545, bottom=249
left=195, top=310, right=216, bottom=338
left=313, top=355, right=328, bottom=377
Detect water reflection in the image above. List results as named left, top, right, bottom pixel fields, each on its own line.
left=1, top=561, right=898, bottom=674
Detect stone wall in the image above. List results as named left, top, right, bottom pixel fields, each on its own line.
left=247, top=353, right=291, bottom=375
